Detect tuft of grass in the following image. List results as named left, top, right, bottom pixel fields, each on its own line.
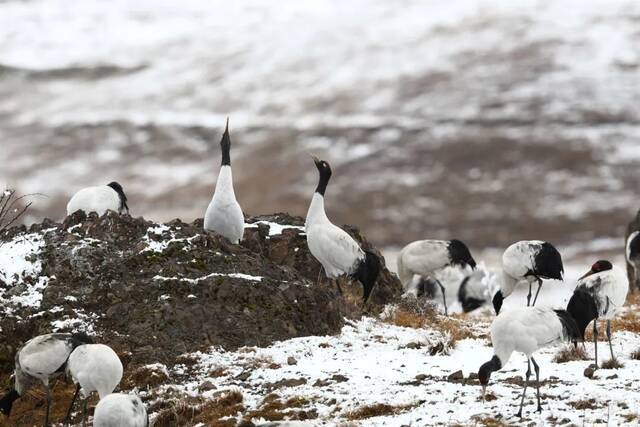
left=152, top=390, right=244, bottom=427
left=244, top=393, right=317, bottom=421
left=470, top=416, right=508, bottom=427
left=345, top=402, right=418, bottom=420
left=601, top=358, right=625, bottom=369
left=385, top=301, right=478, bottom=352
left=623, top=413, right=639, bottom=422
left=553, top=345, right=589, bottom=363
left=570, top=398, right=599, bottom=410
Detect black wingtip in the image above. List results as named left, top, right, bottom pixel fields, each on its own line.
left=0, top=389, right=19, bottom=417
left=358, top=250, right=381, bottom=303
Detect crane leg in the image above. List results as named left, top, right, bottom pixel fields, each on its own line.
left=526, top=282, right=532, bottom=306
left=516, top=359, right=531, bottom=418
left=435, top=279, right=448, bottom=316
left=82, top=397, right=88, bottom=427
left=63, top=383, right=81, bottom=425
left=531, top=356, right=542, bottom=412
left=593, top=320, right=599, bottom=369
left=532, top=278, right=543, bottom=306
left=43, top=387, right=51, bottom=427
left=606, top=320, right=615, bottom=361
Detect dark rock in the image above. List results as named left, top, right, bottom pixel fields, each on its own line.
left=447, top=370, right=464, bottom=381
left=584, top=367, right=596, bottom=378
left=287, top=356, right=298, bottom=365
left=0, top=212, right=401, bottom=378
left=235, top=371, right=252, bottom=381
left=403, top=342, right=422, bottom=350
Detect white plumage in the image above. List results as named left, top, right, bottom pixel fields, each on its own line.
left=67, top=344, right=123, bottom=398
left=306, top=193, right=364, bottom=278
left=478, top=307, right=579, bottom=418
left=396, top=239, right=476, bottom=315
left=397, top=240, right=450, bottom=287
left=567, top=260, right=628, bottom=367
left=493, top=240, right=564, bottom=313
left=63, top=344, right=123, bottom=425
left=0, top=333, right=93, bottom=426
left=204, top=120, right=245, bottom=244
left=67, top=184, right=127, bottom=216
left=93, top=393, right=148, bottom=427
left=305, top=156, right=379, bottom=302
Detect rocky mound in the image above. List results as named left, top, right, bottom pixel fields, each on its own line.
left=0, top=211, right=401, bottom=371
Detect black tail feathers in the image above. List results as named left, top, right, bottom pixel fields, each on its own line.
left=457, top=276, right=485, bottom=313
left=534, top=242, right=564, bottom=280
left=0, top=389, right=19, bottom=417
left=554, top=309, right=581, bottom=342
left=354, top=250, right=381, bottom=302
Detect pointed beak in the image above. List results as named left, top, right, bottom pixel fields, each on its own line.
left=578, top=269, right=594, bottom=281
left=225, top=117, right=230, bottom=133
left=310, top=154, right=321, bottom=164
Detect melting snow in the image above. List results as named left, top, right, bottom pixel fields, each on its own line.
left=245, top=222, right=306, bottom=237
left=154, top=272, right=263, bottom=283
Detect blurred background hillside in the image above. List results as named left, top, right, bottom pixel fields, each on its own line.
left=1, top=0, right=639, bottom=250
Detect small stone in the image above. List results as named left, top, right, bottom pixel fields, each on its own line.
left=415, top=374, right=427, bottom=381
left=235, top=371, right=252, bottom=381
left=198, top=380, right=216, bottom=391
left=467, top=372, right=478, bottom=380
left=405, top=342, right=422, bottom=349
left=606, top=374, right=618, bottom=379
left=287, top=356, right=298, bottom=365
left=331, top=374, right=348, bottom=383
left=448, top=370, right=464, bottom=381
left=584, top=367, right=595, bottom=378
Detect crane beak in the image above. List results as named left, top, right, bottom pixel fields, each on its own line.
left=578, top=269, right=594, bottom=281
left=310, top=154, right=321, bottom=164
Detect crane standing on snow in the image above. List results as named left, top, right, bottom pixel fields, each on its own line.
left=478, top=307, right=580, bottom=418
left=567, top=260, right=628, bottom=368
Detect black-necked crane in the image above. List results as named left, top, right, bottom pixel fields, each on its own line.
left=67, top=182, right=129, bottom=216
left=305, top=156, right=380, bottom=303
left=93, top=393, right=148, bottom=427
left=397, top=239, right=476, bottom=315
left=492, top=240, right=564, bottom=314
left=478, top=307, right=580, bottom=418
left=566, top=260, right=628, bottom=368
left=204, top=118, right=245, bottom=244
left=0, top=333, right=93, bottom=426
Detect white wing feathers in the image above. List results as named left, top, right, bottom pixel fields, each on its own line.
left=306, top=223, right=364, bottom=278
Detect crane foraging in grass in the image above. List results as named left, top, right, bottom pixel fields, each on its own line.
left=566, top=260, right=628, bottom=368
left=396, top=239, right=476, bottom=315
left=63, top=343, right=124, bottom=426
left=0, top=333, right=93, bottom=427
left=478, top=307, right=580, bottom=418
left=492, top=240, right=564, bottom=314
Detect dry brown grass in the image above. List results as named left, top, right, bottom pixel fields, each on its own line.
left=244, top=393, right=317, bottom=421
left=153, top=390, right=244, bottom=427
left=345, top=402, right=418, bottom=420
left=470, top=415, right=508, bottom=427
left=601, top=358, right=625, bottom=369
left=623, top=413, right=639, bottom=422
left=570, top=398, right=600, bottom=410
left=553, top=345, right=589, bottom=363
left=385, top=301, right=480, bottom=352
left=0, top=377, right=89, bottom=427
left=120, top=364, right=170, bottom=390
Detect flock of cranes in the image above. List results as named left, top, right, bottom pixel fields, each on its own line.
left=0, top=120, right=635, bottom=423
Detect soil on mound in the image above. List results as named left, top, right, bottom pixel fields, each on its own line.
left=0, top=211, right=401, bottom=371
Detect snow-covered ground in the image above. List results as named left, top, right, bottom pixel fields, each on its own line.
left=154, top=314, right=640, bottom=425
